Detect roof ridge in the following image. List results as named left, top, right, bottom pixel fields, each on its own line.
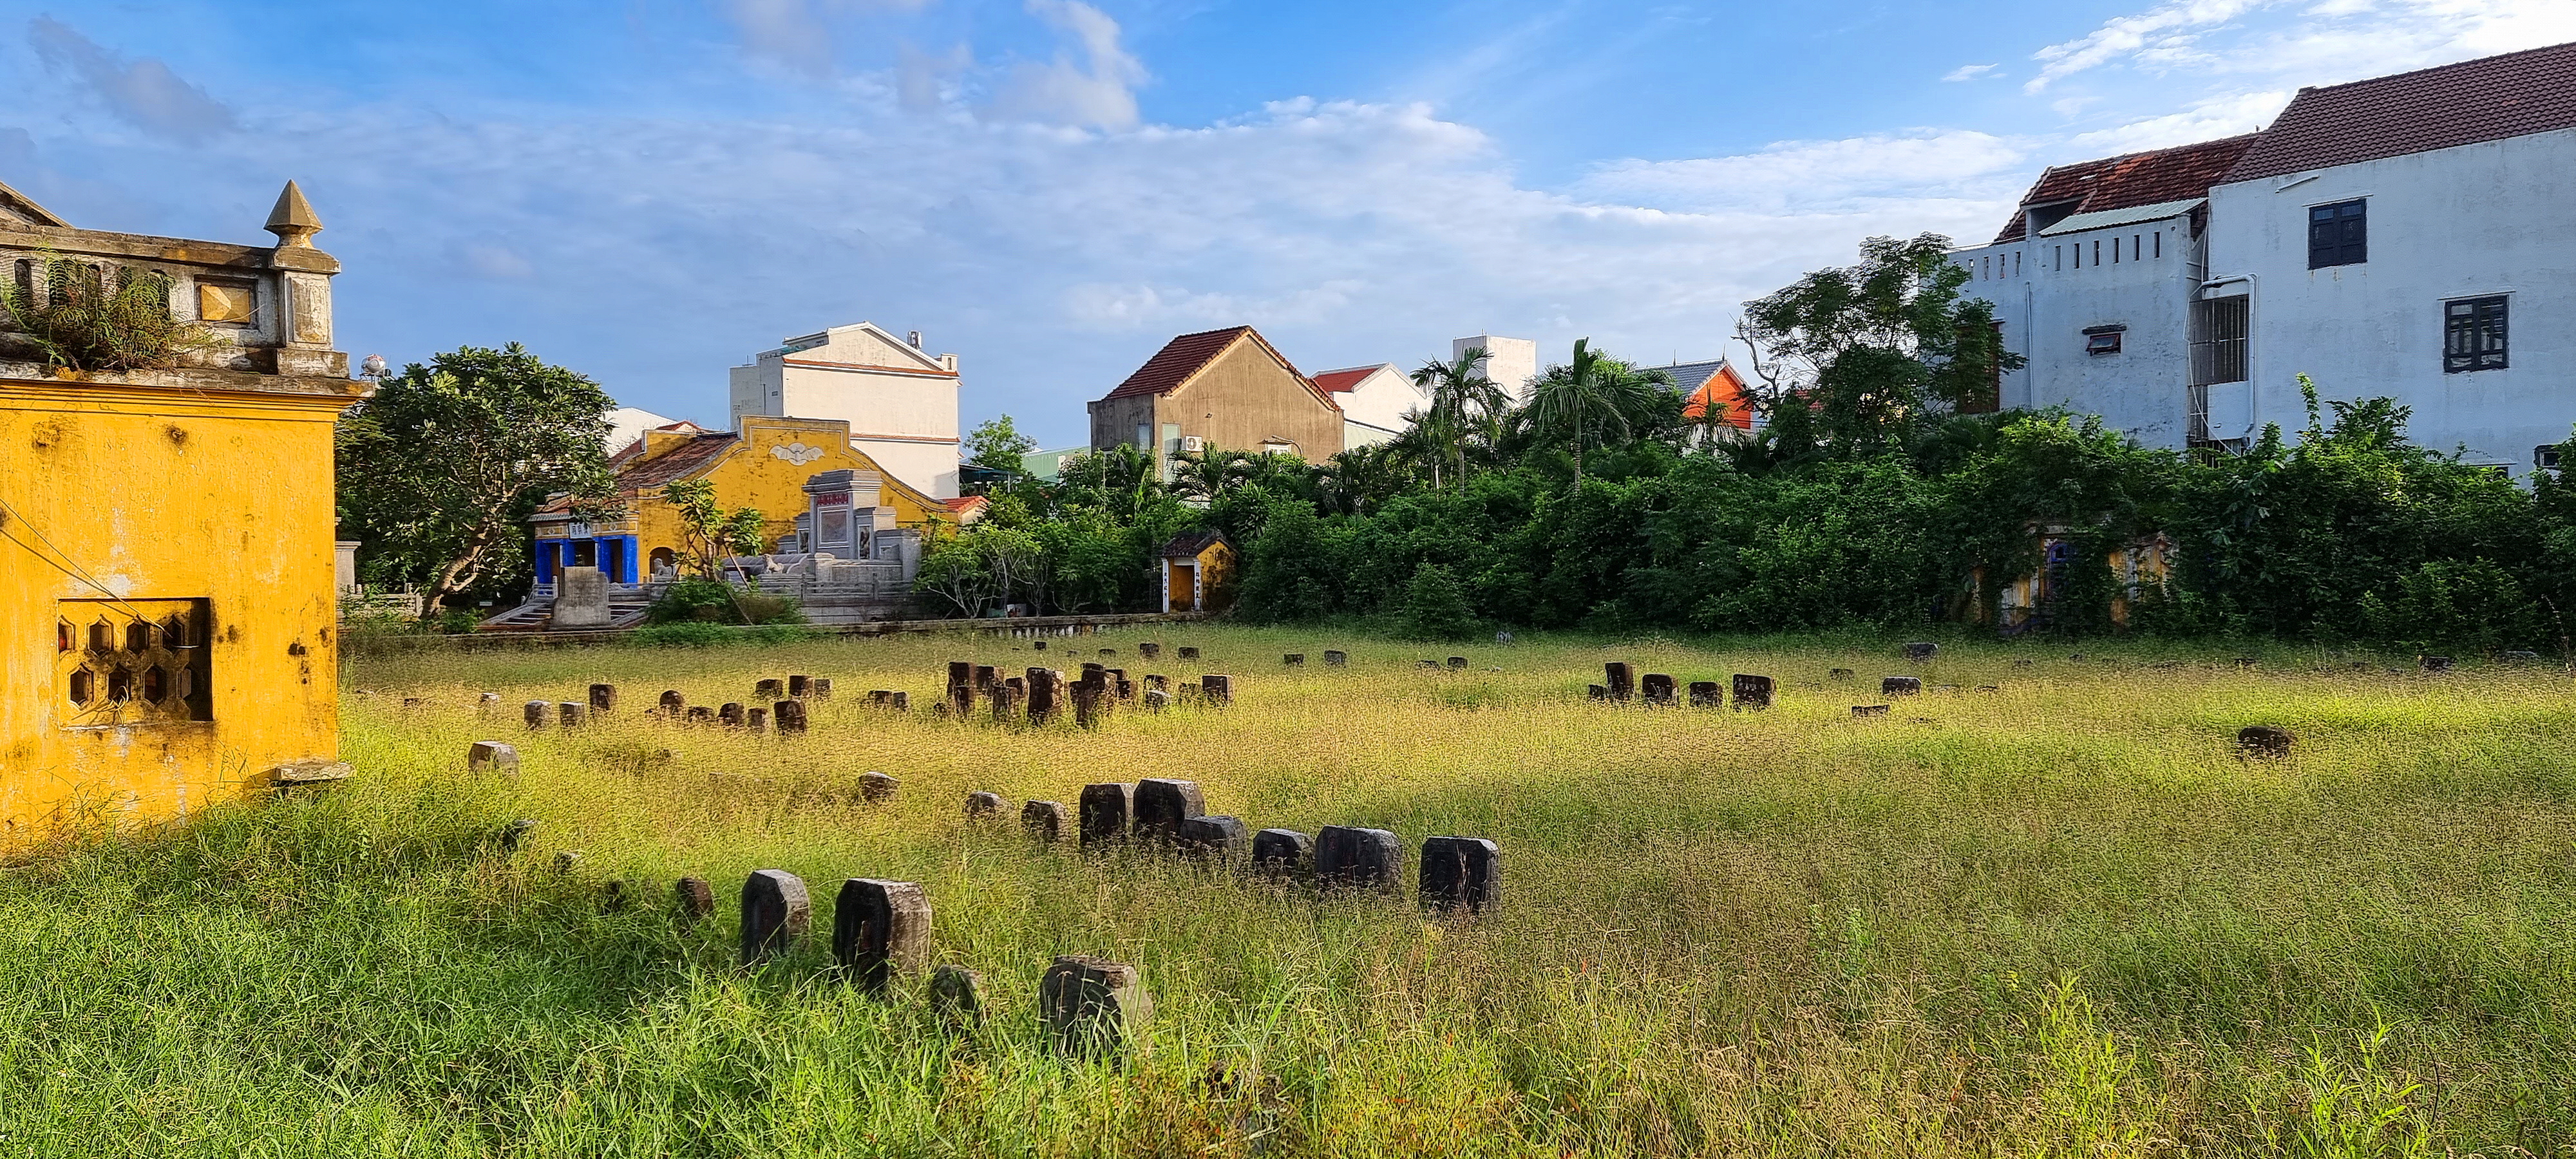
left=2030, top=133, right=2265, bottom=185
left=2294, top=39, right=2576, bottom=94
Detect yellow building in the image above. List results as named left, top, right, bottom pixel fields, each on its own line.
left=527, top=415, right=947, bottom=584
left=1159, top=531, right=1237, bottom=614
left=1, top=180, right=360, bottom=840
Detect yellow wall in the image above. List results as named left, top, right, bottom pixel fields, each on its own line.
left=618, top=417, right=946, bottom=562
left=1, top=373, right=357, bottom=840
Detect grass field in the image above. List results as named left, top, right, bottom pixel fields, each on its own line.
left=5, top=627, right=2574, bottom=1157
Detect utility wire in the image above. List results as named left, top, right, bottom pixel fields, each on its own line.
left=0, top=491, right=158, bottom=623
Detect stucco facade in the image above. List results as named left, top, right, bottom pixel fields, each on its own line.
left=728, top=322, right=961, bottom=499
left=1, top=181, right=361, bottom=840
left=1314, top=363, right=1424, bottom=449
left=1088, top=326, right=1343, bottom=469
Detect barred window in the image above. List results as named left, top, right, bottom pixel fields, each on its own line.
left=2190, top=297, right=2249, bottom=386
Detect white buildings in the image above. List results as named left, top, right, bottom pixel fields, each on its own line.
left=728, top=322, right=962, bottom=498
left=1950, top=43, right=2576, bottom=474
left=1313, top=363, right=1426, bottom=448
left=1453, top=335, right=1539, bottom=402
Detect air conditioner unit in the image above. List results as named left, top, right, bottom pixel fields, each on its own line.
left=1180, top=436, right=1205, bottom=453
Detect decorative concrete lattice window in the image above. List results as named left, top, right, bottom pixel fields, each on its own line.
left=56, top=598, right=213, bottom=726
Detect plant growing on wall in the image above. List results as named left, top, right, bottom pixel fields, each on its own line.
left=334, top=344, right=618, bottom=614
left=0, top=254, right=224, bottom=372
left=660, top=479, right=765, bottom=580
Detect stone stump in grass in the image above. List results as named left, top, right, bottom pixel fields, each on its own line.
left=947, top=660, right=973, bottom=688
left=774, top=700, right=808, bottom=734
left=1027, top=668, right=1063, bottom=724
left=1078, top=783, right=1134, bottom=847
left=1418, top=659, right=1441, bottom=670
left=674, top=877, right=715, bottom=926
left=889, top=691, right=910, bottom=711
left=974, top=664, right=997, bottom=692
left=1283, top=653, right=1304, bottom=666
left=1852, top=704, right=1890, bottom=718
left=1446, top=656, right=1468, bottom=670
left=1903, top=642, right=1938, bottom=661
left=1686, top=681, right=1721, bottom=709
left=1138, top=643, right=1161, bottom=660
left=1830, top=668, right=1853, bottom=679
left=755, top=678, right=784, bottom=699
left=1072, top=681, right=1106, bottom=730
left=719, top=702, right=746, bottom=728
left=1419, top=836, right=1501, bottom=916
left=930, top=965, right=985, bottom=1030
left=466, top=740, right=518, bottom=775
left=1324, top=650, right=1347, bottom=666
left=524, top=701, right=550, bottom=730
left=789, top=674, right=810, bottom=698
left=1640, top=674, right=1676, bottom=705
left=1732, top=674, right=1775, bottom=710
left=659, top=690, right=686, bottom=715
left=1177, top=646, right=1200, bottom=661
left=1082, top=662, right=1106, bottom=681
left=499, top=818, right=536, bottom=852
left=1144, top=674, right=1168, bottom=693
left=2420, top=655, right=2454, bottom=674
left=1033, top=640, right=1047, bottom=651
left=1142, top=690, right=1170, bottom=711
left=1132, top=778, right=1202, bottom=842
left=685, top=706, right=714, bottom=725
left=1099, top=648, right=1117, bottom=657
left=858, top=771, right=900, bottom=803
left=557, top=702, right=585, bottom=728
left=479, top=692, right=502, bottom=715
left=1177, top=815, right=1250, bottom=863
left=589, top=683, right=617, bottom=713
left=1252, top=829, right=1312, bottom=878
left=1315, top=825, right=1401, bottom=890
left=1604, top=663, right=1635, bottom=702
left=747, top=708, right=768, bottom=732
left=1023, top=800, right=1066, bottom=842
left=1881, top=676, right=1922, bottom=697
left=1114, top=676, right=1135, bottom=701
left=739, top=869, right=811, bottom=965
left=810, top=678, right=833, bottom=700
left=2237, top=725, right=2295, bottom=759
left=1200, top=674, right=1233, bottom=706
left=948, top=677, right=974, bottom=717
left=1041, top=955, right=1151, bottom=1059
left=833, top=878, right=931, bottom=992
left=1587, top=684, right=1609, bottom=701
left=990, top=684, right=1022, bottom=722
left=965, top=791, right=1004, bottom=818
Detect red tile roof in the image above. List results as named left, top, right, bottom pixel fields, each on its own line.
left=1991, top=135, right=2257, bottom=244
left=2224, top=41, right=2576, bottom=182
left=1311, top=366, right=1381, bottom=393
left=1099, top=326, right=1256, bottom=402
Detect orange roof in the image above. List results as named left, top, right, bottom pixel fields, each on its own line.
left=1312, top=365, right=1388, bottom=393
left=1680, top=361, right=1753, bottom=430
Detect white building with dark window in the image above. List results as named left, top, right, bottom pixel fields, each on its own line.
left=1951, top=42, right=2576, bottom=474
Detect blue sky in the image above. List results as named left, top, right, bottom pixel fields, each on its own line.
left=8, top=0, right=2570, bottom=446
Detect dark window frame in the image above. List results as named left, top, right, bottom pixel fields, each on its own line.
left=2443, top=295, right=2508, bottom=374
left=2308, top=199, right=2366, bottom=269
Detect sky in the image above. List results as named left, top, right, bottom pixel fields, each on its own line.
left=6, top=0, right=2571, bottom=447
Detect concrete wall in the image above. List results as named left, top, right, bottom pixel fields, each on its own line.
left=730, top=323, right=961, bottom=498
left=1088, top=334, right=1343, bottom=466
left=2206, top=128, right=2576, bottom=472
left=1454, top=335, right=1539, bottom=402
left=1331, top=364, right=1426, bottom=442
left=1952, top=217, right=2202, bottom=449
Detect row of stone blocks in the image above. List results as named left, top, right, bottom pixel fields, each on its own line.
left=943, top=663, right=1233, bottom=727
left=1025, top=641, right=1201, bottom=661
left=1592, top=664, right=1778, bottom=709
left=694, top=871, right=1147, bottom=1057
left=985, top=778, right=1500, bottom=913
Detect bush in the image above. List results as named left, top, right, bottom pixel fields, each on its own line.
left=645, top=578, right=804, bottom=626
left=0, top=256, right=223, bottom=372
left=1397, top=562, right=1477, bottom=641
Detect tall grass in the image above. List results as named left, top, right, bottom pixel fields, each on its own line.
left=2, top=628, right=2571, bottom=1156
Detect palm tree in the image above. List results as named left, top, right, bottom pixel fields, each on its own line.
left=1522, top=339, right=1651, bottom=486
left=1169, top=444, right=1254, bottom=502
left=1408, top=348, right=1510, bottom=490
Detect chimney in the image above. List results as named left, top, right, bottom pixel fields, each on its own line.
left=907, top=330, right=922, bottom=349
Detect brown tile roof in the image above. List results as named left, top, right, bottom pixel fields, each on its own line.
left=1991, top=135, right=2257, bottom=243
left=620, top=432, right=737, bottom=491
left=1099, top=326, right=1254, bottom=402
left=1312, top=366, right=1379, bottom=393
left=1159, top=530, right=1231, bottom=558
left=2224, top=41, right=2576, bottom=183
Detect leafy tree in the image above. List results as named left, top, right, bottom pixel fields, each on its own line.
left=660, top=479, right=764, bottom=578
left=965, top=415, right=1039, bottom=471
left=1517, top=339, right=1666, bottom=487
left=1407, top=348, right=1509, bottom=489
left=1397, top=561, right=1477, bottom=640
left=334, top=344, right=617, bottom=611
left=1170, top=444, right=1256, bottom=502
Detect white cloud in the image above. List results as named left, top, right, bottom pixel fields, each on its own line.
left=2027, top=0, right=2268, bottom=91
left=2063, top=89, right=2291, bottom=154
left=1942, top=62, right=2000, bottom=82
left=988, top=0, right=1147, bottom=130
left=2027, top=0, right=2576, bottom=93
left=25, top=17, right=236, bottom=141
left=1577, top=131, right=2028, bottom=218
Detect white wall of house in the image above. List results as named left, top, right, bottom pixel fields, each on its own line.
left=1953, top=214, right=2204, bottom=449
left=2206, top=127, right=2576, bottom=472
left=1454, top=335, right=1539, bottom=402
left=1325, top=364, right=1426, bottom=448
left=728, top=322, right=963, bottom=497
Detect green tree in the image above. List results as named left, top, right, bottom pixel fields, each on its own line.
left=965, top=415, right=1040, bottom=471
left=659, top=478, right=764, bottom=579
left=1408, top=348, right=1508, bottom=490
left=1397, top=561, right=1477, bottom=640
left=1171, top=444, right=1256, bottom=502
left=1518, top=339, right=1663, bottom=487
left=334, top=344, right=618, bottom=611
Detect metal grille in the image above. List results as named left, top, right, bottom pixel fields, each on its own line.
left=2189, top=296, right=2248, bottom=387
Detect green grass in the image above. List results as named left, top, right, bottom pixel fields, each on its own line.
left=3, top=627, right=2573, bottom=1156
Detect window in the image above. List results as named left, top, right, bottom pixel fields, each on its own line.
left=1135, top=423, right=1151, bottom=449
left=2152, top=231, right=2161, bottom=259
left=2535, top=445, right=2561, bottom=471
left=2190, top=297, right=2249, bottom=386
left=2084, top=326, right=2124, bottom=356
left=2054, top=245, right=2063, bottom=271
left=57, top=598, right=212, bottom=726
left=2444, top=296, right=2508, bottom=373
left=2309, top=200, right=2366, bottom=269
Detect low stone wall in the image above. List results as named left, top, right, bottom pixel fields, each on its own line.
left=355, top=610, right=1211, bottom=652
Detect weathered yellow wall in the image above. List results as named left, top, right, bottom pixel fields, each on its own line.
left=1162, top=339, right=1341, bottom=463
left=621, top=417, right=946, bottom=561
left=1, top=375, right=354, bottom=841
left=1198, top=541, right=1238, bottom=611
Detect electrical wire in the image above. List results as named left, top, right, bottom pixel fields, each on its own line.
left=0, top=491, right=158, bottom=623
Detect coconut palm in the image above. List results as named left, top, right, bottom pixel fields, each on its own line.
left=1520, top=339, right=1662, bottom=486
left=1169, top=444, right=1255, bottom=502
left=1408, top=348, right=1510, bottom=490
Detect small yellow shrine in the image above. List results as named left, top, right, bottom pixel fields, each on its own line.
left=1, top=180, right=363, bottom=841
